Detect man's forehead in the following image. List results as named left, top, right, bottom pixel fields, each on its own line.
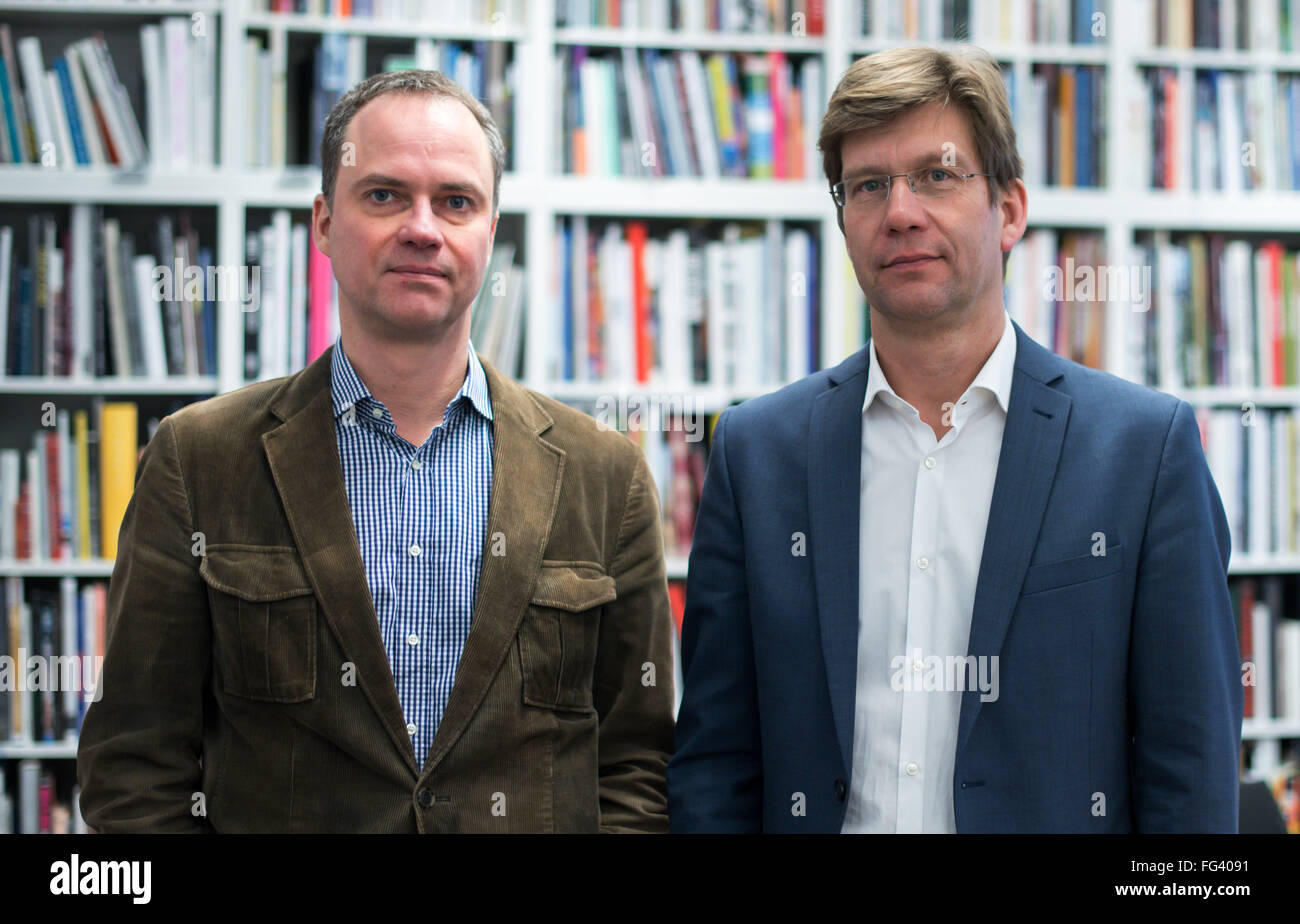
left=842, top=107, right=975, bottom=169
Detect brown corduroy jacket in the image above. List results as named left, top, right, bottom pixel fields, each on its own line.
left=76, top=345, right=675, bottom=832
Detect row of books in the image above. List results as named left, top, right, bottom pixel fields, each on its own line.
left=293, top=32, right=515, bottom=172
left=1, top=209, right=219, bottom=379
left=558, top=46, right=822, bottom=179
left=0, top=761, right=87, bottom=834
left=1005, top=231, right=1300, bottom=390
left=1142, top=0, right=1300, bottom=51
left=556, top=0, right=828, bottom=33
left=0, top=401, right=140, bottom=562
left=255, top=0, right=524, bottom=22
left=1235, top=576, right=1300, bottom=721
left=861, top=0, right=1106, bottom=44
left=1136, top=67, right=1300, bottom=192
left=552, top=217, right=820, bottom=388
left=1201, top=408, right=1300, bottom=561
left=243, top=210, right=332, bottom=383
left=468, top=242, right=526, bottom=379
left=0, top=577, right=106, bottom=744
left=0, top=22, right=214, bottom=171
left=1004, top=63, right=1106, bottom=188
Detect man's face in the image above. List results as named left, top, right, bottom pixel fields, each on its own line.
left=838, top=100, right=1024, bottom=328
left=312, top=93, right=497, bottom=344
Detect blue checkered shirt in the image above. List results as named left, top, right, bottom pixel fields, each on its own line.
left=330, top=339, right=493, bottom=770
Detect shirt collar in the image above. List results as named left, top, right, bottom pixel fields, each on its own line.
left=863, top=309, right=1016, bottom=420
left=330, top=337, right=494, bottom=423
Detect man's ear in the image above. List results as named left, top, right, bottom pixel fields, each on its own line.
left=311, top=193, right=332, bottom=258
left=998, top=178, right=1028, bottom=255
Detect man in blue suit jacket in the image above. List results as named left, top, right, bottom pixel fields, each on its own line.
left=668, top=46, right=1242, bottom=833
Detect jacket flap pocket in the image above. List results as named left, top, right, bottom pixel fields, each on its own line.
left=531, top=562, right=616, bottom=612
left=1021, top=544, right=1123, bottom=596
left=200, top=546, right=313, bottom=602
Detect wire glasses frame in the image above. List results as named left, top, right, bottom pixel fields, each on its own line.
left=830, top=167, right=995, bottom=209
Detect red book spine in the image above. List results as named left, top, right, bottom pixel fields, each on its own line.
left=628, top=221, right=650, bottom=383
left=44, top=431, right=61, bottom=560
left=15, top=481, right=30, bottom=559
left=1241, top=578, right=1256, bottom=718
left=769, top=51, right=786, bottom=178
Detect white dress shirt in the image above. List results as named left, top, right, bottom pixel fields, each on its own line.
left=841, top=310, right=1017, bottom=833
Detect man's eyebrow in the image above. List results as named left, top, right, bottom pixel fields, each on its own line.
left=350, top=173, right=485, bottom=196
left=841, top=156, right=959, bottom=179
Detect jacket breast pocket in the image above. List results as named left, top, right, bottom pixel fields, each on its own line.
left=517, top=562, right=617, bottom=713
left=1020, top=543, right=1123, bottom=596
left=200, top=545, right=318, bottom=703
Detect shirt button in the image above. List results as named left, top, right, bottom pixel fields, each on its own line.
left=407, top=633, right=419, bottom=646
left=406, top=723, right=417, bottom=736
left=412, top=460, right=423, bottom=471
left=916, top=557, right=930, bottom=570
left=370, top=406, right=384, bottom=419
left=923, top=456, right=936, bottom=469
left=905, top=762, right=919, bottom=776
left=409, top=543, right=421, bottom=557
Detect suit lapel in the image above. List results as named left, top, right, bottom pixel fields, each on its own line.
left=419, top=356, right=564, bottom=777
left=808, top=350, right=871, bottom=777
left=957, top=322, right=1072, bottom=756
left=262, top=346, right=418, bottom=775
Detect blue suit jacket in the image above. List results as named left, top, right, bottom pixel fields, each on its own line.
left=668, top=320, right=1243, bottom=833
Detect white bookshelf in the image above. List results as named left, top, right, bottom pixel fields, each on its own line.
left=0, top=0, right=1297, bottom=806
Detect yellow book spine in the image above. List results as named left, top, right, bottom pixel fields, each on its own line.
left=74, top=410, right=91, bottom=559
left=706, top=55, right=735, bottom=149
left=98, top=402, right=138, bottom=561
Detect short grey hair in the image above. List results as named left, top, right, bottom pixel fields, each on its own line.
left=320, top=69, right=505, bottom=214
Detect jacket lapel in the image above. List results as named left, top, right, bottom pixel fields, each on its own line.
left=419, top=356, right=564, bottom=777
left=808, top=349, right=871, bottom=777
left=261, top=346, right=418, bottom=775
left=956, top=322, right=1072, bottom=756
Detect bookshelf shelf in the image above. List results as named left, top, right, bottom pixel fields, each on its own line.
left=242, top=11, right=529, bottom=42
left=0, top=559, right=114, bottom=577
left=1128, top=194, right=1300, bottom=232
left=0, top=376, right=218, bottom=394
left=0, top=168, right=230, bottom=204
left=0, top=742, right=78, bottom=760
left=1131, top=47, right=1300, bottom=69
left=553, top=26, right=825, bottom=53
left=1176, top=387, right=1300, bottom=407
left=1228, top=555, right=1300, bottom=576
left=1242, top=719, right=1300, bottom=740
left=849, top=38, right=1111, bottom=65
left=0, top=0, right=219, bottom=14
left=548, top=176, right=831, bottom=219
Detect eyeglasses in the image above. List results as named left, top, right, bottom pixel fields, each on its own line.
left=830, top=167, right=994, bottom=210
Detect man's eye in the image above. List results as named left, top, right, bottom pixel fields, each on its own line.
left=857, top=178, right=884, bottom=194
left=447, top=195, right=470, bottom=210
left=368, top=189, right=394, bottom=203
left=928, top=169, right=952, bottom=181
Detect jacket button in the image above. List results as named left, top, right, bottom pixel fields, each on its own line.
left=833, top=779, right=846, bottom=802
left=416, top=789, right=434, bottom=807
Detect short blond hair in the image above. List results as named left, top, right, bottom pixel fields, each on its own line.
left=819, top=45, right=1023, bottom=214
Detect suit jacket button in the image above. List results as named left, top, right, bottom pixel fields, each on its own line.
left=417, top=789, right=434, bottom=808
left=833, top=779, right=846, bottom=802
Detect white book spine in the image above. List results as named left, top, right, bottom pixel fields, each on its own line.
left=70, top=205, right=93, bottom=378
left=59, top=575, right=77, bottom=739
left=661, top=229, right=690, bottom=386
left=16, top=37, right=56, bottom=167
left=72, top=40, right=127, bottom=168
left=680, top=51, right=720, bottom=178
left=63, top=42, right=104, bottom=167
left=785, top=228, right=810, bottom=381
left=192, top=18, right=215, bottom=169
left=269, top=28, right=287, bottom=169
left=1247, top=405, right=1270, bottom=555
left=272, top=209, right=292, bottom=378
left=1251, top=598, right=1273, bottom=719
left=44, top=70, right=74, bottom=168
left=133, top=254, right=168, bottom=378
left=0, top=450, right=18, bottom=561
left=56, top=410, right=73, bottom=561
left=571, top=216, right=589, bottom=382
left=290, top=222, right=308, bottom=373
left=139, top=24, right=167, bottom=171
left=162, top=18, right=191, bottom=170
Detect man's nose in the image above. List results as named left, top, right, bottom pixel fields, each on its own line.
left=397, top=197, right=446, bottom=247
left=882, top=175, right=927, bottom=230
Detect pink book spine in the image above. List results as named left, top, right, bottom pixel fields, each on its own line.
left=307, top=236, right=333, bottom=363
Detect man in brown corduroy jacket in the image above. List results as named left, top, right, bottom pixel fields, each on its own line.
left=76, top=70, right=675, bottom=833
